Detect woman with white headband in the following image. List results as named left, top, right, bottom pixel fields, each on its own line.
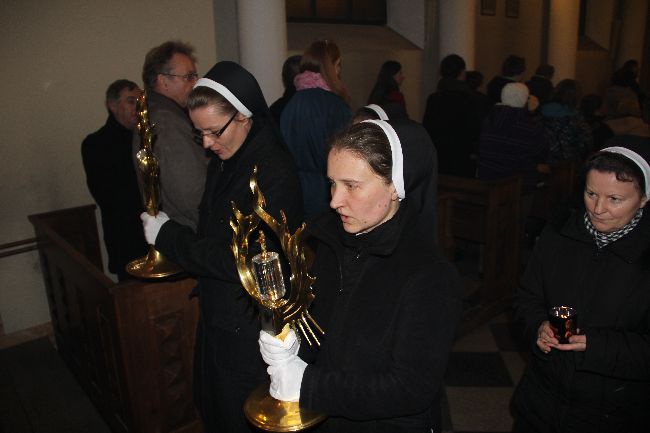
left=141, top=61, right=303, bottom=432
left=259, top=120, right=461, bottom=432
left=513, top=142, right=650, bottom=432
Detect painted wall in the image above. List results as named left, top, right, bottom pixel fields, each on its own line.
left=474, top=0, right=544, bottom=90
left=0, top=0, right=216, bottom=334
left=387, top=0, right=426, bottom=49
left=585, top=0, right=616, bottom=50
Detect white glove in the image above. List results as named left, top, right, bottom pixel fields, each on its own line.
left=268, top=356, right=307, bottom=402
left=141, top=211, right=170, bottom=245
left=259, top=329, right=300, bottom=366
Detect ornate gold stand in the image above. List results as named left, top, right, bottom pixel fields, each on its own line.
left=126, top=246, right=181, bottom=279
left=126, top=91, right=182, bottom=279
left=231, top=168, right=326, bottom=431
left=244, top=384, right=326, bottom=432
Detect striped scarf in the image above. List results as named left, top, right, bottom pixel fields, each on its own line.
left=584, top=208, right=643, bottom=248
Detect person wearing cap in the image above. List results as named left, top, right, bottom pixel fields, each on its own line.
left=258, top=120, right=461, bottom=432
left=478, top=82, right=548, bottom=194
left=135, top=40, right=209, bottom=230
left=512, top=142, right=650, bottom=432
left=140, top=61, right=303, bottom=432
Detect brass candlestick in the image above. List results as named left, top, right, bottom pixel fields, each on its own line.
left=126, top=91, right=182, bottom=278
left=231, top=167, right=326, bottom=432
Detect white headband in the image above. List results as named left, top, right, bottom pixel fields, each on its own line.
left=601, top=146, right=650, bottom=194
left=361, top=119, right=405, bottom=200
left=194, top=78, right=253, bottom=118
left=364, top=104, right=389, bottom=120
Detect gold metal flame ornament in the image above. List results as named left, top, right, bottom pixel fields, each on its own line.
left=230, top=167, right=323, bottom=345
left=230, top=167, right=326, bottom=431
left=126, top=91, right=182, bottom=279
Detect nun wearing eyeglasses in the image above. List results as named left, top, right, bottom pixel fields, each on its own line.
left=141, top=61, right=303, bottom=432
left=259, top=120, right=461, bottom=433
left=512, top=142, right=650, bottom=432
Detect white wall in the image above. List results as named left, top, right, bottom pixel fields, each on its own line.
left=387, top=0, right=426, bottom=48
left=475, top=0, right=544, bottom=88
left=585, top=0, right=616, bottom=50
left=0, top=0, right=216, bottom=333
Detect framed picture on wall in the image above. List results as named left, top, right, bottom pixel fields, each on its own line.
left=480, top=0, right=496, bottom=16
left=506, top=0, right=519, bottom=18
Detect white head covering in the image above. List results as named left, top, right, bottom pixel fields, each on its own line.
left=194, top=77, right=253, bottom=118
left=500, top=82, right=529, bottom=108
left=361, top=119, right=405, bottom=200
left=601, top=146, right=650, bottom=194
left=364, top=104, right=389, bottom=120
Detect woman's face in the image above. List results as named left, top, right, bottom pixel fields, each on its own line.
left=393, top=69, right=404, bottom=85
left=584, top=169, right=648, bottom=232
left=190, top=105, right=251, bottom=160
left=327, top=148, right=399, bottom=234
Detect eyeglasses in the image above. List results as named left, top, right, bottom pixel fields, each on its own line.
left=196, top=112, right=237, bottom=139
left=162, top=72, right=199, bottom=82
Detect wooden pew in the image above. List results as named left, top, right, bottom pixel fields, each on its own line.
left=530, top=160, right=579, bottom=222
left=438, top=175, right=522, bottom=333
left=29, top=205, right=201, bottom=433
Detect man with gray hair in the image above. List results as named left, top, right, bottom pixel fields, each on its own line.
left=134, top=40, right=209, bottom=230
left=82, top=79, right=148, bottom=280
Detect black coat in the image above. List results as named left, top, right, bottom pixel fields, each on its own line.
left=300, top=204, right=462, bottom=433
left=513, top=208, right=650, bottom=433
left=422, top=78, right=481, bottom=177
left=156, top=117, right=303, bottom=433
left=81, top=114, right=147, bottom=278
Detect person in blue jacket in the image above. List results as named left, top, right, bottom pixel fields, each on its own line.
left=281, top=39, right=352, bottom=220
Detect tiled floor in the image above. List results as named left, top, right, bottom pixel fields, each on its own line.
left=441, top=312, right=528, bottom=433
left=0, top=315, right=528, bottom=433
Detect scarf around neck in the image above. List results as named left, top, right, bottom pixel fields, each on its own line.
left=294, top=71, right=332, bottom=92
left=584, top=208, right=644, bottom=248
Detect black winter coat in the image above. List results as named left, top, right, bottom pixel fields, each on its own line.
left=81, top=114, right=147, bottom=278
left=513, top=208, right=650, bottom=433
left=300, top=204, right=462, bottom=433
left=422, top=78, right=481, bottom=177
left=156, top=117, right=303, bottom=433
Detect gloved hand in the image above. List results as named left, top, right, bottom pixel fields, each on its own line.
left=259, top=329, right=300, bottom=366
left=141, top=211, right=170, bottom=245
left=268, top=355, right=307, bottom=402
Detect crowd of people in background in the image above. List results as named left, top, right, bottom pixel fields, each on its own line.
left=80, top=39, right=649, bottom=433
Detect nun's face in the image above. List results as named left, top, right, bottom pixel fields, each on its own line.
left=190, top=105, right=251, bottom=160
left=328, top=148, right=399, bottom=234
left=584, top=169, right=648, bottom=233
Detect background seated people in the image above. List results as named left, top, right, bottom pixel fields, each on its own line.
left=580, top=94, right=614, bottom=152
left=604, top=97, right=649, bottom=140
left=478, top=83, right=548, bottom=196
left=487, top=54, right=526, bottom=104
left=525, top=64, right=555, bottom=106
left=541, top=79, right=593, bottom=163
left=259, top=120, right=460, bottom=433
left=141, top=61, right=303, bottom=433
left=513, top=143, right=650, bottom=432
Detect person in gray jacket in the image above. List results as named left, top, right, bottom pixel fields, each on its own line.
left=134, top=40, right=209, bottom=230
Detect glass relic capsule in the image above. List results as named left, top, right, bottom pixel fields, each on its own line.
left=252, top=231, right=286, bottom=302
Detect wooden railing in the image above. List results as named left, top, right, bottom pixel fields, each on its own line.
left=29, top=205, right=201, bottom=433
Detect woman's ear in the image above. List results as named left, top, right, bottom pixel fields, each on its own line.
left=640, top=195, right=648, bottom=209
left=389, top=183, right=399, bottom=201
